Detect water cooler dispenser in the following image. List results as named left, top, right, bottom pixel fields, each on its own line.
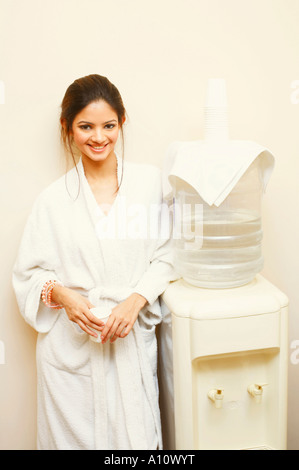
left=161, top=79, right=288, bottom=450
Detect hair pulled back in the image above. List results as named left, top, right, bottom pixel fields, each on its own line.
left=60, top=74, right=126, bottom=196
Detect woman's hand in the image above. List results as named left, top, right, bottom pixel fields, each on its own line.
left=51, top=285, right=105, bottom=339
left=100, top=293, right=148, bottom=344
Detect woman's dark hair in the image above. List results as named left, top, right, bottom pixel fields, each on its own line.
left=60, top=74, right=126, bottom=196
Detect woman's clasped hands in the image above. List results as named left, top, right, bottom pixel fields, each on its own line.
left=100, top=293, right=148, bottom=344
left=51, top=285, right=148, bottom=343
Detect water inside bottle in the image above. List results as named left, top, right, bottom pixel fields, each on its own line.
left=175, top=210, right=263, bottom=288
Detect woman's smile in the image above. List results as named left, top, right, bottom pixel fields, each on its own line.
left=72, top=100, right=120, bottom=163
left=88, top=142, right=109, bottom=153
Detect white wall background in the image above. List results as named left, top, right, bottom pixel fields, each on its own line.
left=0, top=0, right=298, bottom=450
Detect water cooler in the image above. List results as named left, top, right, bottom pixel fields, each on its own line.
left=161, top=79, right=288, bottom=450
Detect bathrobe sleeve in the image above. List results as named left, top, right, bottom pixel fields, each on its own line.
left=133, top=168, right=178, bottom=306
left=12, top=192, right=63, bottom=333
left=133, top=233, right=176, bottom=306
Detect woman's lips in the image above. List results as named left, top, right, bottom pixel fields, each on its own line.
left=88, top=143, right=108, bottom=153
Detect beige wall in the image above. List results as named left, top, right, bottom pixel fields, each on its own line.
left=1, top=0, right=299, bottom=449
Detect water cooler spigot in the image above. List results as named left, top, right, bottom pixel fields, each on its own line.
left=247, top=383, right=268, bottom=404
left=208, top=388, right=224, bottom=409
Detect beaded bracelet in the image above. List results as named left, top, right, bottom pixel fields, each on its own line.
left=41, top=280, right=63, bottom=309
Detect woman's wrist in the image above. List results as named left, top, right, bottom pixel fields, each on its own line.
left=41, top=280, right=64, bottom=309
left=51, top=284, right=69, bottom=306
left=131, top=292, right=148, bottom=309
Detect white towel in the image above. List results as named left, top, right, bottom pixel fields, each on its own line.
left=163, top=140, right=275, bottom=206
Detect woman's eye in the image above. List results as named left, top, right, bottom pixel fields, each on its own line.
left=79, top=125, right=91, bottom=130
left=105, top=124, right=116, bottom=129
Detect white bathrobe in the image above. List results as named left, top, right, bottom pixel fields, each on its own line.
left=12, top=154, right=176, bottom=450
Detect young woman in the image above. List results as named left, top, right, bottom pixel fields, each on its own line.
left=12, top=74, right=176, bottom=450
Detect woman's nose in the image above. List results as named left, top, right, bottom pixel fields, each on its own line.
left=91, top=127, right=105, bottom=143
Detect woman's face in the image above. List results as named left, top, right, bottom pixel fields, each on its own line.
left=71, top=100, right=121, bottom=164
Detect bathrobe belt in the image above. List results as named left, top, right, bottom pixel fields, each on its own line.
left=87, top=285, right=162, bottom=450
